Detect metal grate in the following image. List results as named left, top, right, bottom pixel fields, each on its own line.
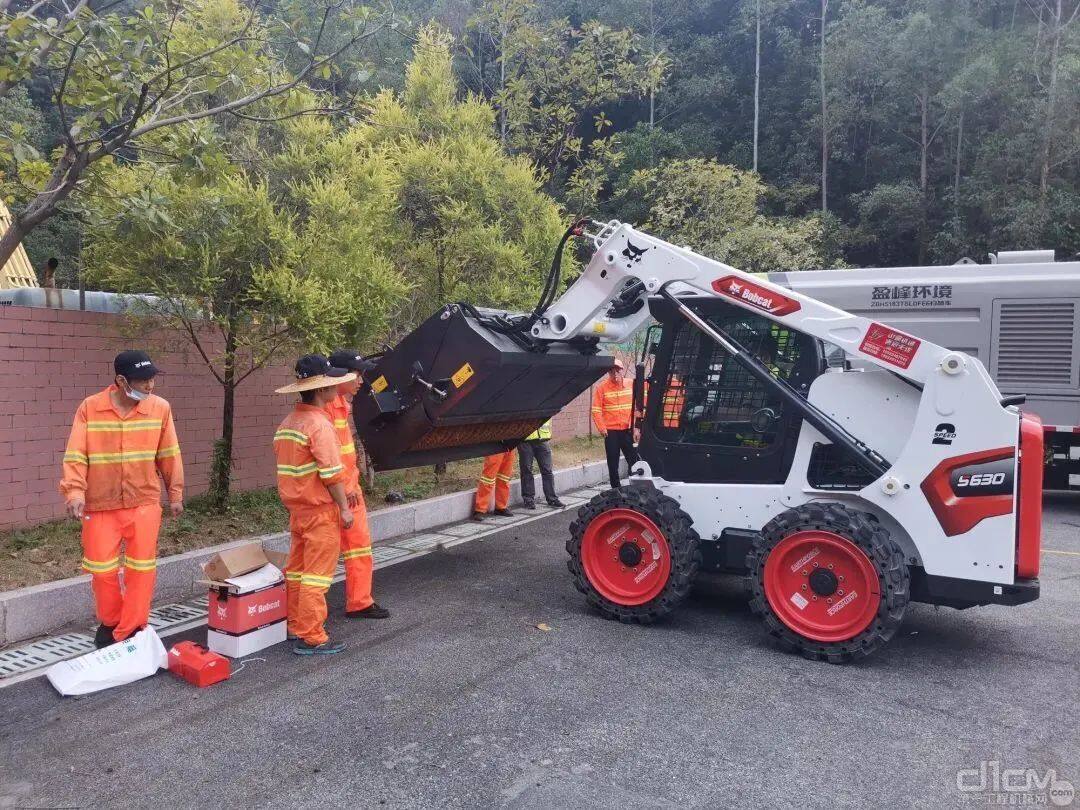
left=656, top=312, right=800, bottom=448
left=806, top=442, right=874, bottom=491
left=148, top=602, right=209, bottom=631
left=391, top=533, right=456, bottom=551
left=0, top=633, right=95, bottom=677
left=371, top=546, right=413, bottom=565
left=995, top=301, right=1078, bottom=388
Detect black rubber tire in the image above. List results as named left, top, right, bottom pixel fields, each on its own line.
left=567, top=486, right=701, bottom=624
left=746, top=502, right=909, bottom=664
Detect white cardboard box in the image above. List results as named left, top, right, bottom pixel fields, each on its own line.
left=206, top=619, right=286, bottom=658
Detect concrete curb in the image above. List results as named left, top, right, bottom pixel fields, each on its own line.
left=0, top=459, right=613, bottom=645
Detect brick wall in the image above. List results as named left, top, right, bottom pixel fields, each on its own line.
left=0, top=304, right=598, bottom=529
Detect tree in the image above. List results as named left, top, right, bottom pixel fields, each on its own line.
left=84, top=151, right=407, bottom=508
left=819, top=0, right=829, bottom=213
left=622, top=157, right=829, bottom=272
left=0, top=0, right=393, bottom=269
left=278, top=25, right=569, bottom=326
left=468, top=1, right=664, bottom=184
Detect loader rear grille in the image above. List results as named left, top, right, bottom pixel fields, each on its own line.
left=994, top=301, right=1078, bottom=389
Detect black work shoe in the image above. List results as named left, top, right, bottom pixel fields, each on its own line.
left=548, top=499, right=566, bottom=508
left=471, top=511, right=486, bottom=522
left=493, top=508, right=515, bottom=517
left=293, top=640, right=346, bottom=656
left=522, top=501, right=536, bottom=510
left=94, top=623, right=117, bottom=649
left=346, top=603, right=390, bottom=619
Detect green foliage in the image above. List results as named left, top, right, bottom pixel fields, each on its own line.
left=276, top=25, right=566, bottom=326
left=466, top=0, right=665, bottom=189
left=624, top=158, right=828, bottom=273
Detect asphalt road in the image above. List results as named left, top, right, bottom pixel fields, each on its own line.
left=2, top=495, right=1079, bottom=809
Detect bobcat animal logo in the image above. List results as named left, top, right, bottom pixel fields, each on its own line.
left=621, top=241, right=649, bottom=264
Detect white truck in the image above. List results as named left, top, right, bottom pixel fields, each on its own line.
left=771, top=251, right=1080, bottom=491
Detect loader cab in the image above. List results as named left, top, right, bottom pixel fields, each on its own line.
left=638, top=296, right=827, bottom=484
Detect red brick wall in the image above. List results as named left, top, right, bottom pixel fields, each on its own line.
left=0, top=304, right=598, bottom=529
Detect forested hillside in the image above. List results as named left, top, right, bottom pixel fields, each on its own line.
left=2, top=0, right=1078, bottom=284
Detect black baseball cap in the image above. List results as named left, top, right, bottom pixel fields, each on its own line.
left=114, top=350, right=160, bottom=381
left=328, top=350, right=377, bottom=373
left=295, top=354, right=350, bottom=380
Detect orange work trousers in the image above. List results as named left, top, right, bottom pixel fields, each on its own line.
left=81, top=503, right=162, bottom=642
left=474, top=450, right=515, bottom=513
left=285, top=505, right=340, bottom=646
left=342, top=488, right=373, bottom=612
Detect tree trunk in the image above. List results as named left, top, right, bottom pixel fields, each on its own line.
left=1038, top=0, right=1063, bottom=208
left=208, top=324, right=238, bottom=511
left=499, top=17, right=508, bottom=145
left=918, top=85, right=930, bottom=264
left=919, top=86, right=929, bottom=196
left=649, top=0, right=657, bottom=130
left=819, top=0, right=828, bottom=213
left=0, top=145, right=87, bottom=268
left=953, top=107, right=964, bottom=209
left=0, top=216, right=29, bottom=273
left=753, top=0, right=761, bottom=172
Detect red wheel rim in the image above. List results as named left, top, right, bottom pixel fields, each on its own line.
left=580, top=508, right=672, bottom=606
left=763, top=530, right=881, bottom=643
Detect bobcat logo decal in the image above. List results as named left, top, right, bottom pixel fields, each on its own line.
left=621, top=241, right=649, bottom=264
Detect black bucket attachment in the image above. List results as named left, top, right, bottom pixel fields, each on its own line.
left=352, top=305, right=613, bottom=470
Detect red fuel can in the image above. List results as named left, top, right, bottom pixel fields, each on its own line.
left=167, top=641, right=231, bottom=687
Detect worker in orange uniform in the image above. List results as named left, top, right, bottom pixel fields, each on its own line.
left=326, top=350, right=389, bottom=620
left=472, top=449, right=516, bottom=521
left=60, top=350, right=184, bottom=649
left=592, top=358, right=640, bottom=489
left=274, top=355, right=356, bottom=656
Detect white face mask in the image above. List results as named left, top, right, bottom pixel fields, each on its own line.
left=120, top=378, right=149, bottom=401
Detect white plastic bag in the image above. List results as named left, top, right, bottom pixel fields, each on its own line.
left=47, top=626, right=168, bottom=696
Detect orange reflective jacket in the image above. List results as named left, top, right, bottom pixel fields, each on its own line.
left=325, top=394, right=360, bottom=493
left=592, top=377, right=636, bottom=431
left=60, top=386, right=184, bottom=511
left=274, top=404, right=347, bottom=514
left=661, top=375, right=685, bottom=428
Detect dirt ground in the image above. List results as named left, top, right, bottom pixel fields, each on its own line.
left=0, top=435, right=606, bottom=592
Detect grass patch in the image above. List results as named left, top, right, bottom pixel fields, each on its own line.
left=0, top=435, right=606, bottom=592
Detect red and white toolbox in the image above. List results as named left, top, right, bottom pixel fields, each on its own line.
left=199, top=542, right=289, bottom=658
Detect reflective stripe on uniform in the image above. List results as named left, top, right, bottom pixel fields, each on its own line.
left=82, top=556, right=120, bottom=573
left=86, top=450, right=159, bottom=464
left=274, top=429, right=309, bottom=446
left=85, top=419, right=162, bottom=433
left=123, top=555, right=157, bottom=572
left=340, top=442, right=356, bottom=456
left=156, top=445, right=180, bottom=459
left=333, top=419, right=349, bottom=430
left=285, top=571, right=303, bottom=581
left=496, top=474, right=512, bottom=482
left=478, top=475, right=496, bottom=485
left=64, top=451, right=89, bottom=464
left=343, top=548, right=372, bottom=560
left=318, top=464, right=344, bottom=480
left=300, top=573, right=334, bottom=589
left=277, top=462, right=318, bottom=477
